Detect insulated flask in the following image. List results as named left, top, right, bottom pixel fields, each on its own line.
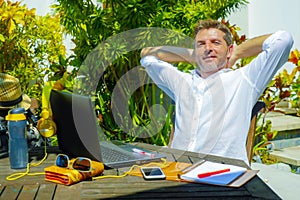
left=6, top=107, right=28, bottom=169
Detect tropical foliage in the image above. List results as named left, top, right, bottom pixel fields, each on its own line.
left=52, top=0, right=248, bottom=145
left=0, top=0, right=66, bottom=102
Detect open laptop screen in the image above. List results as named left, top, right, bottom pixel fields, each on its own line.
left=50, top=90, right=166, bottom=168
left=50, top=90, right=103, bottom=161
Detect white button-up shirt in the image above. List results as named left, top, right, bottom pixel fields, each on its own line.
left=140, top=31, right=293, bottom=165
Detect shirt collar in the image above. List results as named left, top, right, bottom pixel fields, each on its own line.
left=192, top=68, right=232, bottom=78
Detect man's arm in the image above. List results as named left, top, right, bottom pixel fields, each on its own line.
left=140, top=46, right=195, bottom=64
left=228, top=34, right=272, bottom=67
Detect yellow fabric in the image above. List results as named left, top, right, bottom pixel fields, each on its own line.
left=44, top=159, right=104, bottom=186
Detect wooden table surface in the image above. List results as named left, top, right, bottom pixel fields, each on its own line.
left=0, top=143, right=280, bottom=200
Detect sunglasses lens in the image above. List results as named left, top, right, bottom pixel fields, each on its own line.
left=56, top=154, right=69, bottom=168
left=72, top=157, right=91, bottom=172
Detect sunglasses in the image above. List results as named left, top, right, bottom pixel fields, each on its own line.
left=55, top=154, right=92, bottom=172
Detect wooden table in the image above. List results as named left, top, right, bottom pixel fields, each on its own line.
left=0, top=143, right=280, bottom=199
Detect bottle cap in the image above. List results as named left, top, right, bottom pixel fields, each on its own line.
left=5, top=108, right=26, bottom=121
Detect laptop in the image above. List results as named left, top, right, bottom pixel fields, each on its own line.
left=50, top=90, right=166, bottom=169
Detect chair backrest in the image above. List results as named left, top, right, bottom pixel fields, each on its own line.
left=246, top=101, right=265, bottom=163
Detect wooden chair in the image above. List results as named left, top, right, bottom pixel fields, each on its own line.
left=168, top=101, right=266, bottom=163
left=246, top=101, right=265, bottom=163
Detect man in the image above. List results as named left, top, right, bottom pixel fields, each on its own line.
left=140, top=19, right=293, bottom=165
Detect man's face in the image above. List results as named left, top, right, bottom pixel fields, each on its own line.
left=194, top=28, right=233, bottom=78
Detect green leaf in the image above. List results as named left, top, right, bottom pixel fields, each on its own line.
left=0, top=34, right=5, bottom=42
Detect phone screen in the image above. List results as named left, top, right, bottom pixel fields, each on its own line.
left=140, top=167, right=166, bottom=180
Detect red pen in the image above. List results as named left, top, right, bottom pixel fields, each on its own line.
left=197, top=168, right=230, bottom=178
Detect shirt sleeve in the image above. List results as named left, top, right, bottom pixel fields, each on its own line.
left=140, top=55, right=187, bottom=100
left=239, top=30, right=294, bottom=99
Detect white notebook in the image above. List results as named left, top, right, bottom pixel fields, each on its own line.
left=180, top=161, right=247, bottom=185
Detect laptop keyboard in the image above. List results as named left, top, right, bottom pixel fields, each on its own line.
left=100, top=143, right=136, bottom=163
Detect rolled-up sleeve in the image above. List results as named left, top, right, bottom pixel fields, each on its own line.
left=240, top=30, right=294, bottom=98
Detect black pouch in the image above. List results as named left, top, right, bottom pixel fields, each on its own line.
left=0, top=121, right=8, bottom=157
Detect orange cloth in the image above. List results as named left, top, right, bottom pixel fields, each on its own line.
left=44, top=159, right=104, bottom=185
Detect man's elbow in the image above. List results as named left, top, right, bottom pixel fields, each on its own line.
left=285, top=31, right=294, bottom=50
left=278, top=31, right=294, bottom=50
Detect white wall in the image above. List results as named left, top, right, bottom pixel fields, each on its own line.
left=228, top=0, right=300, bottom=72
left=227, top=5, right=249, bottom=36
left=248, top=0, right=300, bottom=41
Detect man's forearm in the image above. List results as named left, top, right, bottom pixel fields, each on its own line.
left=228, top=34, right=272, bottom=67
left=141, top=46, right=195, bottom=63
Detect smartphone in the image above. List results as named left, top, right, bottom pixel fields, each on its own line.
left=140, top=167, right=166, bottom=180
